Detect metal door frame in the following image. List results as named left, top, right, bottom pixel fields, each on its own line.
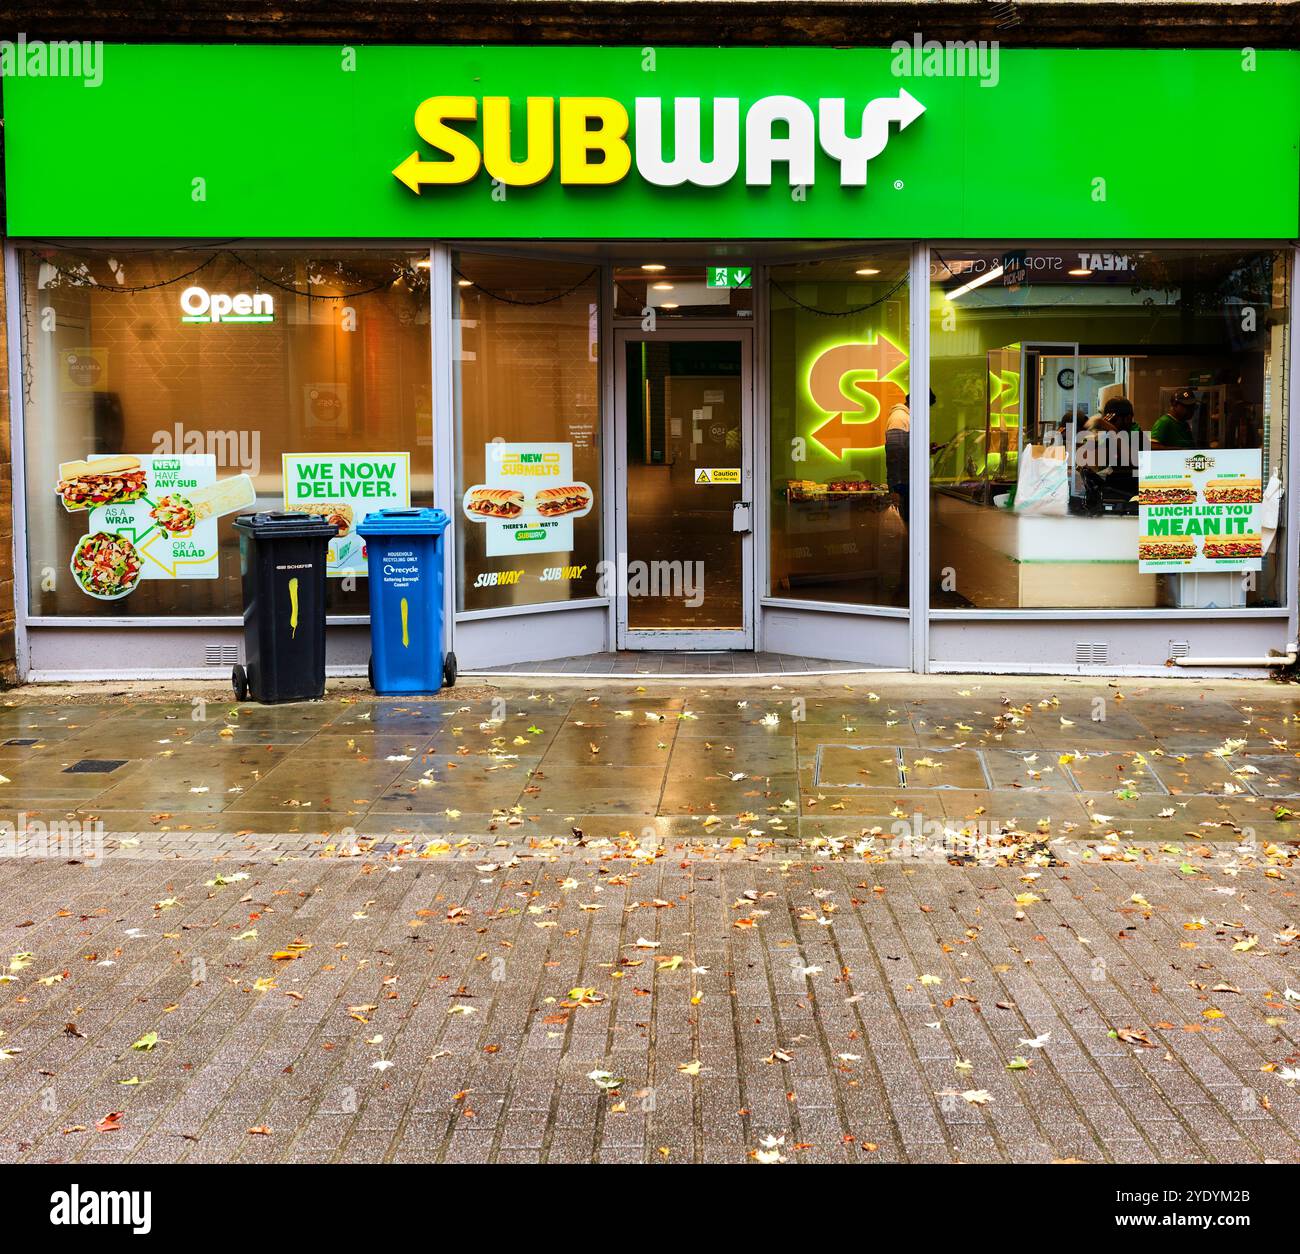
left=612, top=325, right=755, bottom=650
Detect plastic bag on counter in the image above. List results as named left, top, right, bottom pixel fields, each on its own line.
left=1014, top=444, right=1069, bottom=516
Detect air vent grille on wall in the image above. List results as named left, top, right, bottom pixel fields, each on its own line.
left=1168, top=641, right=1192, bottom=659
left=1074, top=642, right=1109, bottom=666
left=204, top=644, right=240, bottom=666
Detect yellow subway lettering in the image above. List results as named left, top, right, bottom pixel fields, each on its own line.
left=483, top=96, right=555, bottom=186
left=412, top=95, right=481, bottom=183
left=559, top=97, right=631, bottom=185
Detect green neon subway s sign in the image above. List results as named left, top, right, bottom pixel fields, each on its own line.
left=5, top=45, right=1299, bottom=239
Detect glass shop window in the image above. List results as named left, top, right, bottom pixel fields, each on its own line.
left=929, top=248, right=1290, bottom=611
left=768, top=251, right=912, bottom=607
left=454, top=253, right=602, bottom=612
left=21, top=248, right=432, bottom=617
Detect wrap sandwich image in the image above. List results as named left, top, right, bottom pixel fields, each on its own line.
left=56, top=455, right=148, bottom=511
left=466, top=488, right=525, bottom=519
left=1137, top=536, right=1197, bottom=561
left=1202, top=534, right=1262, bottom=560
left=294, top=501, right=355, bottom=536
left=1203, top=479, right=1262, bottom=505
left=533, top=484, right=592, bottom=517
left=1137, top=480, right=1196, bottom=505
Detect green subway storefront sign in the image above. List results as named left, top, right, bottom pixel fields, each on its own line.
left=5, top=44, right=1298, bottom=239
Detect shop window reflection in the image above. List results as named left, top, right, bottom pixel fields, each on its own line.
left=768, top=253, right=911, bottom=607
left=929, top=249, right=1289, bottom=611
left=21, top=249, right=432, bottom=619
left=454, top=253, right=602, bottom=613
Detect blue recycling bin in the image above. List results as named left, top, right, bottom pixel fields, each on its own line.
left=356, top=508, right=455, bottom=693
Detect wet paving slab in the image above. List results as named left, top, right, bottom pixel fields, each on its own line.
left=0, top=674, right=1294, bottom=847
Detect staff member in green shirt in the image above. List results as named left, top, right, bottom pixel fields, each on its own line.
left=1150, top=387, right=1198, bottom=449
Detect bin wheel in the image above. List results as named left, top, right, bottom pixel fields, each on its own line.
left=368, top=654, right=375, bottom=691
left=443, top=652, right=457, bottom=688
left=232, top=664, right=249, bottom=701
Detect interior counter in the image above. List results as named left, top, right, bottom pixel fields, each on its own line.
left=931, top=489, right=1158, bottom=608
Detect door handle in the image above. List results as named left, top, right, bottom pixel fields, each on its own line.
left=732, top=501, right=752, bottom=534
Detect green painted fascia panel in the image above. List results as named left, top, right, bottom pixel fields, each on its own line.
left=5, top=44, right=1298, bottom=239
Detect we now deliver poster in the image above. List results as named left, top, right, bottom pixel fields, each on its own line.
left=282, top=453, right=411, bottom=577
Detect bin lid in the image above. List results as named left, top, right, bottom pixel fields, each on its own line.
left=233, top=510, right=339, bottom=539
left=356, top=507, right=451, bottom=537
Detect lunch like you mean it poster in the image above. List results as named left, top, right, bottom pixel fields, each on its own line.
left=1137, top=449, right=1263, bottom=573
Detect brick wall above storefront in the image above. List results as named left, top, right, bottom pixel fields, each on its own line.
left=0, top=0, right=1297, bottom=48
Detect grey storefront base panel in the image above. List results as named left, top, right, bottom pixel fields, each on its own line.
left=26, top=625, right=372, bottom=681
left=453, top=605, right=609, bottom=671
left=929, top=615, right=1292, bottom=677
left=763, top=604, right=909, bottom=668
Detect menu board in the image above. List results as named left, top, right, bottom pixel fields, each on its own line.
left=462, top=441, right=592, bottom=557
left=1137, top=449, right=1263, bottom=572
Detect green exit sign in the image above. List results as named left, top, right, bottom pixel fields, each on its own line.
left=707, top=266, right=752, bottom=289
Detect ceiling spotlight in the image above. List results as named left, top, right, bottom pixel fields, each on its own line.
left=855, top=267, right=881, bottom=276
left=652, top=282, right=674, bottom=290
left=660, top=301, right=679, bottom=309
left=457, top=279, right=473, bottom=287
left=1068, top=267, right=1092, bottom=277
left=641, top=263, right=666, bottom=272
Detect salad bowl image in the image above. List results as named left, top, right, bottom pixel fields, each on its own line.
left=70, top=530, right=145, bottom=601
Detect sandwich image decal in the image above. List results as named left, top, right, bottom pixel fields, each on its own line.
left=57, top=456, right=148, bottom=511
left=295, top=501, right=355, bottom=536
left=466, top=487, right=526, bottom=519
left=534, top=484, right=593, bottom=518
left=1203, top=478, right=1262, bottom=505
left=1202, top=534, right=1262, bottom=560
left=1136, top=479, right=1195, bottom=505
left=1137, top=536, right=1197, bottom=562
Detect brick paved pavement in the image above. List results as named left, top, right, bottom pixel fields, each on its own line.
left=0, top=675, right=1297, bottom=1163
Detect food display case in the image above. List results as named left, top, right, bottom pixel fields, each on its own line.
left=785, top=477, right=892, bottom=505
left=772, top=476, right=900, bottom=594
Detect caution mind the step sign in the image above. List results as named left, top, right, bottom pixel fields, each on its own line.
left=695, top=468, right=740, bottom=485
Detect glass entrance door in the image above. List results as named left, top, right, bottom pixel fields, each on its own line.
left=614, top=330, right=753, bottom=649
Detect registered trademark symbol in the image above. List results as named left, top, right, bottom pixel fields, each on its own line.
left=893, top=180, right=904, bottom=190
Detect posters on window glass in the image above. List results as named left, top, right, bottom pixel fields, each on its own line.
left=1137, top=450, right=1263, bottom=572
left=56, top=453, right=256, bottom=601
left=462, top=442, right=592, bottom=557
left=282, top=452, right=412, bottom=577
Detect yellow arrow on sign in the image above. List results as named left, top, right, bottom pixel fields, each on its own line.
left=393, top=150, right=479, bottom=193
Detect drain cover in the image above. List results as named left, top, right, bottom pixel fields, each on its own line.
left=63, top=759, right=128, bottom=774
left=3, top=738, right=38, bottom=747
